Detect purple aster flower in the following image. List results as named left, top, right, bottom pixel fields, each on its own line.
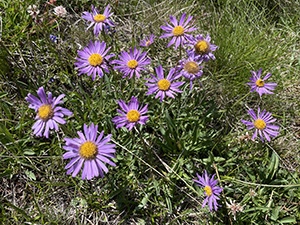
left=160, top=13, right=198, bottom=50
left=144, top=65, right=184, bottom=102
left=193, top=170, right=223, bottom=212
left=25, top=87, right=73, bottom=138
left=74, top=40, right=114, bottom=80
left=186, top=34, right=218, bottom=62
left=176, top=55, right=203, bottom=90
left=245, top=68, right=277, bottom=96
left=241, top=107, right=279, bottom=142
left=63, top=123, right=116, bottom=180
left=112, top=96, right=148, bottom=131
left=82, top=4, right=114, bottom=36
left=140, top=34, right=156, bottom=47
left=112, top=47, right=151, bottom=79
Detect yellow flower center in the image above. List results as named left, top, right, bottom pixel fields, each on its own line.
left=38, top=105, right=53, bottom=121
left=204, top=185, right=212, bottom=197
left=254, top=119, right=266, bottom=130
left=94, top=14, right=106, bottom=23
left=88, top=53, right=103, bottom=66
left=127, top=110, right=140, bottom=122
left=255, top=79, right=265, bottom=87
left=172, top=26, right=184, bottom=36
left=79, top=141, right=98, bottom=160
left=145, top=40, right=151, bottom=46
left=127, top=60, right=138, bottom=69
left=194, top=40, right=210, bottom=55
left=157, top=79, right=171, bottom=91
left=184, top=61, right=200, bottom=74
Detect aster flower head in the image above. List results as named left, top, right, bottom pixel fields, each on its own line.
left=177, top=55, right=203, bottom=90
left=63, top=123, right=116, bottom=180
left=112, top=47, right=151, bottom=79
left=245, top=68, right=277, bottom=96
left=82, top=4, right=114, bottom=36
left=112, top=96, right=149, bottom=131
left=241, top=107, right=279, bottom=142
left=53, top=6, right=67, bottom=17
left=160, top=13, right=198, bottom=50
left=144, top=65, right=184, bottom=102
left=74, top=40, right=114, bottom=80
left=193, top=170, right=223, bottom=211
left=25, top=87, right=73, bottom=138
left=140, top=34, right=156, bottom=47
left=186, top=34, right=218, bottom=62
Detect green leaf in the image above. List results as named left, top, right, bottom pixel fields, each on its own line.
left=25, top=170, right=36, bottom=181
left=266, top=151, right=279, bottom=181
left=165, top=109, right=177, bottom=139
left=279, top=217, right=296, bottom=224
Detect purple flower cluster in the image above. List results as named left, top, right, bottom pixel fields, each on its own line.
left=158, top=13, right=218, bottom=89
left=241, top=69, right=279, bottom=142
left=24, top=5, right=281, bottom=211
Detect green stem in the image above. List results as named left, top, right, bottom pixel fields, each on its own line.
left=100, top=78, right=103, bottom=110
left=130, top=73, right=135, bottom=97
left=179, top=44, right=182, bottom=60
left=102, top=30, right=107, bottom=42
left=160, top=101, right=165, bottom=126
left=137, top=125, right=153, bottom=177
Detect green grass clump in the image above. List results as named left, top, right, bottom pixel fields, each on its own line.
left=1, top=0, right=300, bottom=224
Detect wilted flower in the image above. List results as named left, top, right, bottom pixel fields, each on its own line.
left=193, top=170, right=223, bottom=211
left=160, top=13, right=198, bottom=49
left=82, top=4, right=114, bottom=37
left=63, top=123, right=116, bottom=180
left=226, top=199, right=245, bottom=220
left=249, top=188, right=257, bottom=197
left=144, top=65, right=184, bottom=102
left=54, top=6, right=67, bottom=17
left=112, top=96, right=148, bottom=131
left=245, top=68, right=277, bottom=96
left=25, top=87, right=73, bottom=138
left=27, top=5, right=40, bottom=18
left=112, top=47, right=151, bottom=79
left=74, top=40, right=114, bottom=80
left=241, top=107, right=279, bottom=142
left=177, top=55, right=203, bottom=90
left=238, top=132, right=253, bottom=143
